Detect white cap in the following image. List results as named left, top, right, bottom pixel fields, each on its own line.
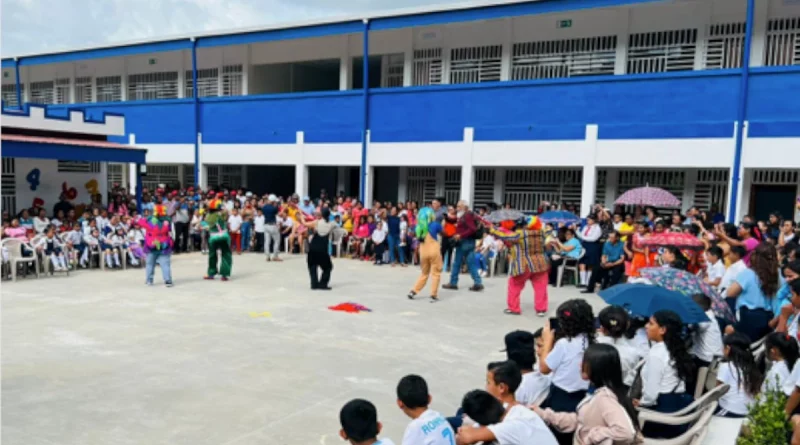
left=268, top=194, right=277, bottom=202
left=246, top=191, right=253, bottom=197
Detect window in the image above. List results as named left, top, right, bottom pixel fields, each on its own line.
left=142, top=164, right=180, bottom=190
left=450, top=45, right=502, bottom=84
left=512, top=36, right=617, bottom=80
left=765, top=17, right=800, bottom=66
left=75, top=76, right=92, bottom=103
left=30, top=80, right=55, bottom=104
left=382, top=54, right=404, bottom=87
left=55, top=78, right=71, bottom=104
left=58, top=161, right=101, bottom=173
left=503, top=169, right=582, bottom=212
left=412, top=48, right=443, bottom=86
left=1, top=84, right=23, bottom=107
left=186, top=68, right=219, bottom=98
left=206, top=165, right=243, bottom=189
left=127, top=71, right=178, bottom=101
left=107, top=164, right=125, bottom=187
left=705, top=23, right=745, bottom=69
left=96, top=76, right=122, bottom=102
left=627, top=29, right=697, bottom=74
left=2, top=158, right=16, bottom=215
left=222, top=65, right=243, bottom=96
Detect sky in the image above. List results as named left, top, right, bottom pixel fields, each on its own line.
left=1, top=0, right=496, bottom=56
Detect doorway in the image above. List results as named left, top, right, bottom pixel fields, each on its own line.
left=750, top=185, right=796, bottom=221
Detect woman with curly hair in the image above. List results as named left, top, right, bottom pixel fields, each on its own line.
left=634, top=310, right=695, bottom=439
left=726, top=242, right=780, bottom=341
left=539, top=299, right=596, bottom=445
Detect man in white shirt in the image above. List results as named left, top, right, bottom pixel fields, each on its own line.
left=704, top=246, right=726, bottom=288
left=396, top=375, right=454, bottom=445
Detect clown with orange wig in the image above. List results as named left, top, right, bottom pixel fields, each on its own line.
left=136, top=203, right=174, bottom=286
left=487, top=215, right=550, bottom=316
left=203, top=197, right=232, bottom=280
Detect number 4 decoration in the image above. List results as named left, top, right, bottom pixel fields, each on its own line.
left=26, top=168, right=41, bottom=191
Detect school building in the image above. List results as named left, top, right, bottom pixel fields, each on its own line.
left=2, top=0, right=799, bottom=221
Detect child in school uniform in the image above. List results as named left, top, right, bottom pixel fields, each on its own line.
left=34, top=227, right=68, bottom=272
left=253, top=209, right=266, bottom=253
left=633, top=310, right=696, bottom=439
left=81, top=228, right=102, bottom=268
left=127, top=223, right=145, bottom=266
left=715, top=332, right=762, bottom=418
left=395, top=374, right=454, bottom=445
left=688, top=294, right=724, bottom=391
left=503, top=330, right=551, bottom=406
left=339, top=399, right=395, bottom=445
left=539, top=299, right=595, bottom=445
left=597, top=306, right=643, bottom=390
left=64, top=224, right=84, bottom=268
left=762, top=332, right=799, bottom=395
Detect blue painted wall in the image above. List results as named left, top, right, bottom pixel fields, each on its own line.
left=369, top=71, right=741, bottom=142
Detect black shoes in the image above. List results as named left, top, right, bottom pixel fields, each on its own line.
left=469, top=285, right=484, bottom=292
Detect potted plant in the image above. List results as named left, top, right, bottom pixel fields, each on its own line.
left=737, top=386, right=791, bottom=445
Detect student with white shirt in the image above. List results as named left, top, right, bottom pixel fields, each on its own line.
left=715, top=332, right=762, bottom=418
left=719, top=246, right=747, bottom=297
left=253, top=209, right=266, bottom=253
left=534, top=344, right=643, bottom=445
left=227, top=208, right=244, bottom=255
left=456, top=361, right=558, bottom=445
left=597, top=306, right=643, bottom=389
left=762, top=332, right=799, bottom=396
left=503, top=330, right=551, bottom=406
left=704, top=246, right=726, bottom=288
left=689, top=294, right=724, bottom=376
left=339, top=398, right=396, bottom=445
left=634, top=310, right=695, bottom=439
left=396, top=375, right=454, bottom=445
left=539, top=299, right=594, bottom=445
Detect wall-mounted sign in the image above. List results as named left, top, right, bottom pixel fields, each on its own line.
left=558, top=19, right=573, bottom=29
left=149, top=58, right=157, bottom=65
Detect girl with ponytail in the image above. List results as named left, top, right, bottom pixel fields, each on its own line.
left=763, top=332, right=800, bottom=396
left=716, top=332, right=762, bottom=418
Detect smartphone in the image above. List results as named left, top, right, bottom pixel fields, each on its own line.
left=549, top=317, right=560, bottom=332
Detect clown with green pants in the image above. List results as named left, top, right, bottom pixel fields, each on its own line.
left=204, top=198, right=232, bottom=281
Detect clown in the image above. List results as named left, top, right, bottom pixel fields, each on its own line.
left=137, top=203, right=174, bottom=286
left=408, top=206, right=444, bottom=301
left=204, top=198, right=232, bottom=280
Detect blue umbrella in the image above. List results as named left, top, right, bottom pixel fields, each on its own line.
left=598, top=283, right=709, bottom=325
left=539, top=210, right=580, bottom=225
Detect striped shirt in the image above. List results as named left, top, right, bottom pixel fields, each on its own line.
left=489, top=228, right=549, bottom=276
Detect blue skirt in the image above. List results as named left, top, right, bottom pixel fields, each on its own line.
left=642, top=392, right=694, bottom=439
left=580, top=241, right=602, bottom=266
left=735, top=307, right=773, bottom=343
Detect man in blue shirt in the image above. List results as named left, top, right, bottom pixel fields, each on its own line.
left=262, top=194, right=281, bottom=261
left=583, top=230, right=625, bottom=293
left=299, top=196, right=316, bottom=216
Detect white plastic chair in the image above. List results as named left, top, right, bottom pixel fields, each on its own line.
left=2, top=238, right=39, bottom=281
left=641, top=402, right=717, bottom=445
left=638, top=384, right=729, bottom=430
left=556, top=249, right=585, bottom=287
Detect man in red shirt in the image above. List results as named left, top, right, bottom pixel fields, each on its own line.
left=442, top=200, right=484, bottom=292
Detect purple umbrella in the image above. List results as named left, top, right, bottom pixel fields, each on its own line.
left=615, top=186, right=681, bottom=208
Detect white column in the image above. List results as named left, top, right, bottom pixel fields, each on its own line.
left=340, top=35, right=351, bottom=91
left=197, top=133, right=206, bottom=189
left=99, top=162, right=109, bottom=205
left=241, top=165, right=248, bottom=188
left=731, top=121, right=748, bottom=222
left=68, top=63, right=76, bottom=104
left=682, top=170, right=697, bottom=213
left=242, top=44, right=250, bottom=96
left=397, top=166, right=408, bottom=201
left=580, top=125, right=599, bottom=217
left=604, top=168, right=619, bottom=209
left=120, top=58, right=128, bottom=101
left=460, top=127, right=475, bottom=204
left=493, top=168, right=505, bottom=205
left=435, top=167, right=445, bottom=197
left=295, top=131, right=307, bottom=197
left=614, top=10, right=630, bottom=75
left=128, top=134, right=138, bottom=191
left=178, top=52, right=186, bottom=99
left=500, top=18, right=513, bottom=81
left=177, top=164, right=186, bottom=188
left=403, top=28, right=413, bottom=87
left=749, top=0, right=770, bottom=67
left=21, top=66, right=30, bottom=103
left=364, top=166, right=374, bottom=206
left=441, top=46, right=451, bottom=85
left=693, top=3, right=712, bottom=71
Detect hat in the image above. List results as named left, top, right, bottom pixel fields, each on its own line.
left=500, top=330, right=534, bottom=353
left=208, top=199, right=223, bottom=211
left=246, top=191, right=253, bottom=197
left=156, top=188, right=164, bottom=195
left=231, top=191, right=237, bottom=196
left=303, top=196, right=310, bottom=201
left=170, top=190, right=178, bottom=197
left=207, top=190, right=216, bottom=197
left=268, top=194, right=277, bottom=202
left=216, top=192, right=224, bottom=199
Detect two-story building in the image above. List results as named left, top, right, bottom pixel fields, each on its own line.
left=2, top=0, right=799, bottom=221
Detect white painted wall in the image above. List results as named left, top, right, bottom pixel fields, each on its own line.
left=742, top=138, right=800, bottom=169
left=138, top=144, right=195, bottom=164
left=201, top=143, right=361, bottom=166
left=13, top=158, right=108, bottom=213
left=368, top=142, right=470, bottom=166
left=595, top=138, right=735, bottom=168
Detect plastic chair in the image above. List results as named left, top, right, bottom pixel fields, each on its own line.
left=640, top=402, right=717, bottom=445
left=638, top=384, right=729, bottom=429
left=556, top=249, right=585, bottom=287
left=2, top=238, right=39, bottom=281
left=693, top=356, right=723, bottom=399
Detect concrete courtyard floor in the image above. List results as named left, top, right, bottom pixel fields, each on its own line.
left=2, top=253, right=606, bottom=445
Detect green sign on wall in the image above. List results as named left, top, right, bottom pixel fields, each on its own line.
left=149, top=58, right=157, bottom=65
left=558, top=19, right=573, bottom=29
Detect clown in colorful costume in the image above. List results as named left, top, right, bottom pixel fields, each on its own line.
left=204, top=199, right=232, bottom=280
left=136, top=204, right=174, bottom=286
left=408, top=206, right=444, bottom=301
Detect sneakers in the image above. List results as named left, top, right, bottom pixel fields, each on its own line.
left=469, top=284, right=484, bottom=292
left=165, top=281, right=174, bottom=288
left=536, top=311, right=547, bottom=317
left=504, top=309, right=521, bottom=316
left=407, top=291, right=417, bottom=300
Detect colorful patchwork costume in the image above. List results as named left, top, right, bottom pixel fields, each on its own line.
left=204, top=199, right=232, bottom=280
left=136, top=204, right=174, bottom=285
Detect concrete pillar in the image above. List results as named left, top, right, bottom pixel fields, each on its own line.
left=397, top=166, right=408, bottom=201
left=435, top=167, right=445, bottom=197
left=295, top=131, right=307, bottom=197
left=403, top=28, right=413, bottom=87
left=241, top=165, right=248, bottom=188
left=340, top=35, right=351, bottom=91
left=749, top=0, right=770, bottom=67
left=178, top=52, right=186, bottom=99
left=120, top=58, right=128, bottom=101
left=580, top=125, right=599, bottom=217
left=614, top=10, right=630, bottom=75
left=128, top=134, right=138, bottom=192
left=68, top=64, right=76, bottom=104
left=693, top=2, right=712, bottom=70
left=460, top=127, right=475, bottom=204
left=363, top=166, right=375, bottom=207
left=604, top=168, right=619, bottom=209
left=197, top=133, right=207, bottom=189
left=730, top=121, right=748, bottom=222
left=493, top=168, right=505, bottom=205
left=500, top=18, right=513, bottom=81
left=242, top=44, right=250, bottom=96
left=21, top=66, right=30, bottom=103
left=682, top=170, right=697, bottom=214
left=441, top=47, right=451, bottom=85
left=177, top=164, right=186, bottom=188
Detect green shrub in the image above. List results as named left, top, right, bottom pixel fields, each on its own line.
left=737, top=386, right=791, bottom=445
